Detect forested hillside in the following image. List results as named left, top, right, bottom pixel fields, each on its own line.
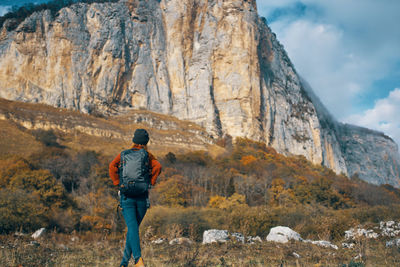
left=1, top=134, right=400, bottom=241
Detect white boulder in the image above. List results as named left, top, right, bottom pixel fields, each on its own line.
left=292, top=252, right=301, bottom=258
left=345, top=228, right=378, bottom=240
left=266, top=226, right=302, bottom=243
left=31, top=228, right=46, bottom=239
left=70, top=236, right=79, bottom=242
left=202, top=229, right=229, bottom=244
left=151, top=238, right=166, bottom=244
left=29, top=240, right=40, bottom=247
left=169, top=237, right=193, bottom=245
left=304, top=239, right=338, bottom=250
left=386, top=221, right=395, bottom=227
left=247, top=236, right=262, bottom=244
left=266, top=226, right=338, bottom=250
left=342, top=242, right=355, bottom=249
left=386, top=238, right=400, bottom=247
left=380, top=221, right=400, bottom=237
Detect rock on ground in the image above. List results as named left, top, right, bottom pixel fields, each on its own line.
left=266, top=226, right=339, bottom=250
left=380, top=221, right=400, bottom=237
left=231, top=233, right=245, bottom=243
left=292, top=252, right=301, bottom=258
left=266, top=226, right=302, bottom=243
left=203, top=229, right=229, bottom=244
left=345, top=228, right=379, bottom=240
left=31, top=228, right=46, bottom=239
left=304, top=239, right=338, bottom=250
left=247, top=236, right=262, bottom=244
left=151, top=238, right=166, bottom=245
left=169, top=237, right=193, bottom=245
left=342, top=242, right=355, bottom=249
left=386, top=238, right=400, bottom=247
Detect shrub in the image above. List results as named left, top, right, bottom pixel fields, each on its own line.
left=38, top=150, right=100, bottom=192
left=176, top=151, right=212, bottom=166
left=76, top=189, right=120, bottom=232
left=350, top=205, right=400, bottom=223
left=48, top=208, right=79, bottom=232
left=165, top=152, right=176, bottom=164
left=9, top=169, right=68, bottom=208
left=31, top=129, right=61, bottom=147
left=208, top=195, right=226, bottom=208
left=152, top=175, right=192, bottom=207
left=0, top=156, right=32, bottom=187
left=141, top=207, right=211, bottom=241
left=226, top=206, right=274, bottom=237
left=207, top=193, right=248, bottom=211
left=0, top=189, right=47, bottom=233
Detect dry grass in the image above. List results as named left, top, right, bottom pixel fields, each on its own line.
left=0, top=97, right=223, bottom=158
left=0, top=232, right=399, bottom=267
left=0, top=120, right=43, bottom=155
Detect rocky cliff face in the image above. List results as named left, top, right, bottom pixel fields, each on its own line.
left=0, top=0, right=399, bottom=186
left=338, top=124, right=400, bottom=187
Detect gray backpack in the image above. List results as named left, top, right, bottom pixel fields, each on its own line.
left=119, top=148, right=151, bottom=197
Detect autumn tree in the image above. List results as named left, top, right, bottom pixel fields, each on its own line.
left=207, top=193, right=248, bottom=210
left=152, top=175, right=192, bottom=207
left=0, top=189, right=46, bottom=233
left=268, top=178, right=296, bottom=206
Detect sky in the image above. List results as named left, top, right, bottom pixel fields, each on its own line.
left=0, top=0, right=49, bottom=17
left=1, top=0, right=400, bottom=147
left=256, top=0, right=400, bottom=147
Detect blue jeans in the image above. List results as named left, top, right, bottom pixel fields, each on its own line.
left=120, top=196, right=148, bottom=266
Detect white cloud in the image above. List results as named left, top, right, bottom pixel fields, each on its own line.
left=345, top=88, right=400, bottom=147
left=0, top=6, right=11, bottom=17
left=257, top=0, right=400, bottom=122
left=270, top=19, right=371, bottom=118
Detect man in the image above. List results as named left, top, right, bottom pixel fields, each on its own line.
left=109, top=129, right=162, bottom=267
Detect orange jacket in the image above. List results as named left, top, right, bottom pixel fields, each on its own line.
left=109, top=144, right=162, bottom=186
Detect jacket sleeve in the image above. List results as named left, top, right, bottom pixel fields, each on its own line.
left=109, top=153, right=121, bottom=186
left=148, top=152, right=162, bottom=186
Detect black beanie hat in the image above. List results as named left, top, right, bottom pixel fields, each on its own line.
left=132, top=129, right=149, bottom=145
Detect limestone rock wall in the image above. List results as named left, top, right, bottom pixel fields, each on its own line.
left=0, top=0, right=399, bottom=186
left=338, top=124, right=400, bottom=187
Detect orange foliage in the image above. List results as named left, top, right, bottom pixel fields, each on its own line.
left=0, top=156, right=32, bottom=187
left=77, top=190, right=117, bottom=232
left=208, top=195, right=226, bottom=208
left=153, top=175, right=192, bottom=207
left=240, top=155, right=257, bottom=166
left=207, top=193, right=248, bottom=210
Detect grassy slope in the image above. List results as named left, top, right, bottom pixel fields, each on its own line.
left=0, top=119, right=44, bottom=155
left=0, top=98, right=220, bottom=157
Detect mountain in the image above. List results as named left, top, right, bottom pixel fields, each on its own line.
left=0, top=0, right=399, bottom=186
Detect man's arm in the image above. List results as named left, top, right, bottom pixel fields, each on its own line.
left=109, top=153, right=121, bottom=186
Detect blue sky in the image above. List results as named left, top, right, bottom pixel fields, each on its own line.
left=257, top=0, right=400, bottom=147
left=1, top=0, right=400, bottom=147
left=0, top=0, right=49, bottom=16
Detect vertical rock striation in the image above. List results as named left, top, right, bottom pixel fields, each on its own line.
left=0, top=0, right=399, bottom=186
